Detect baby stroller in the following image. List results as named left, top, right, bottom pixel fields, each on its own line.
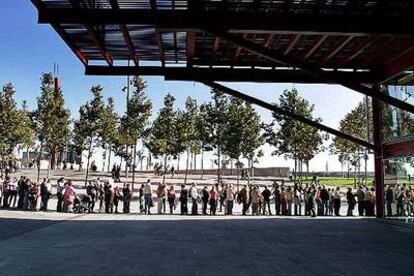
left=73, top=194, right=91, bottom=213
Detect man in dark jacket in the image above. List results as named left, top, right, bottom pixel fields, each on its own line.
left=40, top=179, right=50, bottom=211
left=385, top=185, right=393, bottom=217
left=273, top=183, right=281, bottom=215
left=262, top=186, right=272, bottom=215
left=320, top=186, right=330, bottom=216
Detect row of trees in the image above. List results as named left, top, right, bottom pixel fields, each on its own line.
left=5, top=73, right=410, bottom=185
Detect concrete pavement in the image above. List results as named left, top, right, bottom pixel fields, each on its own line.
left=0, top=211, right=412, bottom=276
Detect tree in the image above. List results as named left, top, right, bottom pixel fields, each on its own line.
left=180, top=97, right=200, bottom=183
left=0, top=83, right=24, bottom=176
left=121, top=76, right=152, bottom=186
left=99, top=97, right=119, bottom=172
left=73, top=85, right=105, bottom=186
left=222, top=98, right=263, bottom=189
left=264, top=88, right=324, bottom=181
left=36, top=73, right=71, bottom=170
left=202, top=90, right=229, bottom=183
left=331, top=101, right=370, bottom=182
left=145, top=94, right=176, bottom=183
left=18, top=101, right=37, bottom=168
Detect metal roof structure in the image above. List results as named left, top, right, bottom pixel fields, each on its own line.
left=31, top=0, right=414, bottom=84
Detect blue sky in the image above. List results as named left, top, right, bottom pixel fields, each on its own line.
left=0, top=0, right=371, bottom=171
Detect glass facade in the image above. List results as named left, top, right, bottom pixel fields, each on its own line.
left=383, top=157, right=414, bottom=217
left=383, top=86, right=414, bottom=142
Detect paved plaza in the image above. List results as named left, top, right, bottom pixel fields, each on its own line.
left=0, top=211, right=412, bottom=276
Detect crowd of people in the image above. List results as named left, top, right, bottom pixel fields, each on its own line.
left=1, top=175, right=413, bottom=218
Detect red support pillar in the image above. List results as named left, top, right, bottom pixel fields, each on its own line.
left=372, top=86, right=384, bottom=218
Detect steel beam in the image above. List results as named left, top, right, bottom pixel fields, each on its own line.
left=201, top=81, right=375, bottom=150
left=37, top=8, right=414, bottom=36
left=84, top=65, right=382, bottom=84
left=208, top=30, right=414, bottom=113
left=372, top=92, right=385, bottom=218
left=30, top=0, right=88, bottom=66
left=110, top=0, right=139, bottom=66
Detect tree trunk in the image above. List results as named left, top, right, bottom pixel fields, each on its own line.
left=200, top=149, right=204, bottom=180
left=107, top=148, right=111, bottom=172
left=217, top=146, right=221, bottom=184
left=85, top=138, right=93, bottom=188
left=125, top=145, right=129, bottom=178
left=162, top=154, right=167, bottom=184
left=194, top=153, right=197, bottom=171
left=236, top=158, right=240, bottom=191
left=132, top=141, right=137, bottom=196
left=294, top=156, right=297, bottom=181
left=184, top=147, right=189, bottom=184
left=26, top=146, right=30, bottom=169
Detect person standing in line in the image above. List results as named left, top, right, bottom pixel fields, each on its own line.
left=17, top=176, right=26, bottom=209
left=308, top=186, right=317, bottom=217
left=2, top=176, right=11, bottom=208
left=251, top=186, right=260, bottom=215
left=320, top=185, right=330, bottom=216
left=167, top=185, right=176, bottom=214
left=113, top=186, right=122, bottom=214
left=209, top=186, right=218, bottom=215
left=218, top=183, right=226, bottom=213
left=201, top=186, right=209, bottom=215
left=364, top=186, right=373, bottom=216
left=139, top=184, right=145, bottom=214
left=22, top=178, right=30, bottom=210
left=385, top=185, right=394, bottom=217
left=333, top=187, right=342, bottom=216
left=189, top=183, right=199, bottom=215
left=56, top=178, right=64, bottom=212
left=239, top=185, right=249, bottom=215
left=86, top=181, right=97, bottom=212
left=226, top=184, right=235, bottom=215
left=346, top=187, right=356, bottom=216
left=39, top=178, right=50, bottom=211
left=293, top=189, right=301, bottom=216
left=144, top=179, right=153, bottom=215
left=98, top=184, right=104, bottom=213
left=280, top=187, right=288, bottom=215
left=261, top=186, right=272, bottom=215
left=123, top=183, right=131, bottom=213
left=328, top=188, right=335, bottom=216
left=156, top=182, right=167, bottom=214
left=357, top=185, right=365, bottom=217
left=62, top=181, right=75, bottom=213
left=180, top=184, right=188, bottom=215
left=7, top=177, right=18, bottom=208
left=104, top=183, right=114, bottom=213
left=273, top=183, right=281, bottom=215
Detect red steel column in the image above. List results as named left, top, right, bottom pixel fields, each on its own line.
left=372, top=86, right=384, bottom=218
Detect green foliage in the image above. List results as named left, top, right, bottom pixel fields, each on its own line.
left=264, top=88, right=324, bottom=163
left=121, top=76, right=152, bottom=141
left=0, top=83, right=25, bottom=159
left=145, top=94, right=176, bottom=158
left=331, top=101, right=368, bottom=167
left=100, top=97, right=119, bottom=150
left=72, top=85, right=105, bottom=158
left=36, top=73, right=71, bottom=155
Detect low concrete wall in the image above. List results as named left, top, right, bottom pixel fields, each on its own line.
left=171, top=167, right=290, bottom=178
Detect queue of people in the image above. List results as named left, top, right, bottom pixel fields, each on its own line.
left=2, top=175, right=413, bottom=218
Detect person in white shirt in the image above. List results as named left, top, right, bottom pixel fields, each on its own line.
left=8, top=178, right=18, bottom=207
left=189, top=183, right=199, bottom=215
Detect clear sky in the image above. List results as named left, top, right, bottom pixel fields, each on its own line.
left=0, top=0, right=373, bottom=172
